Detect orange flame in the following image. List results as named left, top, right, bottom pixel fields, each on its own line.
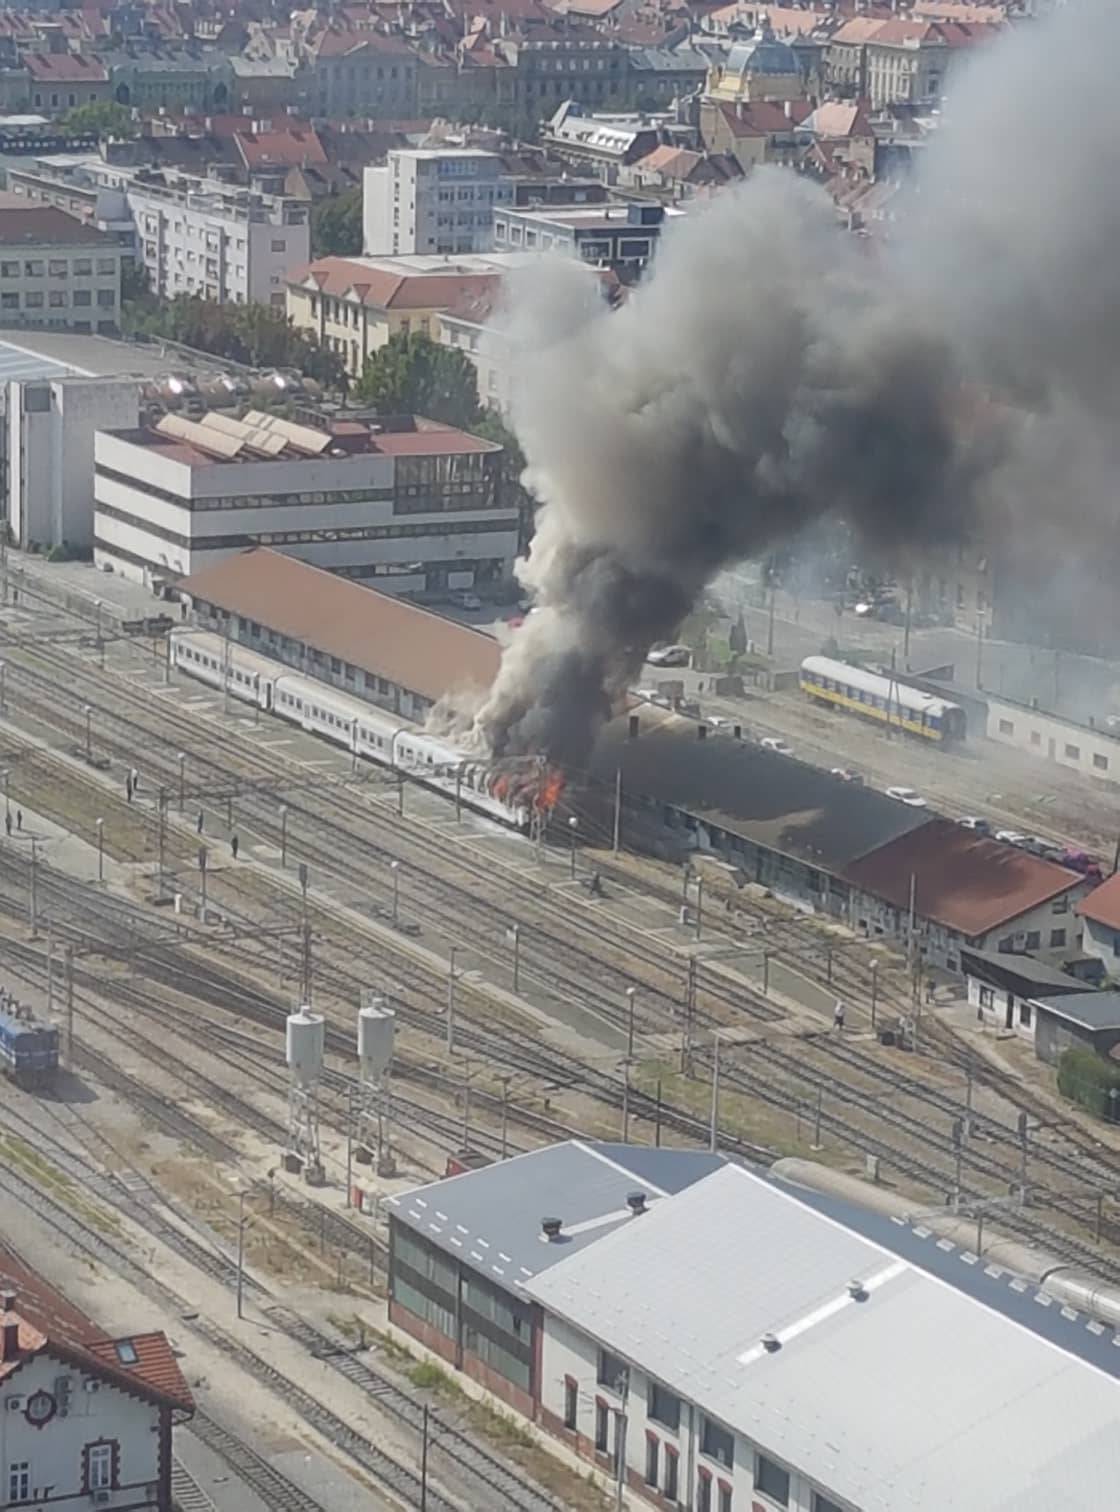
left=536, top=770, right=566, bottom=812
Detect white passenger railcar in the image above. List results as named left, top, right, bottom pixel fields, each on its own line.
left=169, top=628, right=528, bottom=828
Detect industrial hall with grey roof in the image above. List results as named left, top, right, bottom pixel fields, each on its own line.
left=385, top=1140, right=1120, bottom=1512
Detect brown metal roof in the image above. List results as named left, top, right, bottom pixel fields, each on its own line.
left=180, top=547, right=500, bottom=703
left=843, top=818, right=1083, bottom=937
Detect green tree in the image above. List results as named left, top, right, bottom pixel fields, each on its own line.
left=310, top=187, right=363, bottom=257
left=353, top=332, right=481, bottom=427
left=60, top=100, right=137, bottom=140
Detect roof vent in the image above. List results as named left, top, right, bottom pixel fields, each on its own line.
left=541, top=1217, right=563, bottom=1240
left=627, top=1191, right=647, bottom=1215
left=848, top=1279, right=868, bottom=1301
left=761, top=1332, right=781, bottom=1353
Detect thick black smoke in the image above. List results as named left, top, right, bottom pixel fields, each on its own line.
left=451, top=0, right=1117, bottom=764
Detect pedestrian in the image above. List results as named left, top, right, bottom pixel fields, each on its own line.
left=4, top=811, right=10, bottom=838
left=15, top=808, right=22, bottom=832
left=131, top=768, right=140, bottom=794
left=125, top=774, right=133, bottom=803
left=230, top=833, right=239, bottom=860
left=833, top=999, right=845, bottom=1034
left=196, top=810, right=204, bottom=835
left=926, top=977, right=936, bottom=1004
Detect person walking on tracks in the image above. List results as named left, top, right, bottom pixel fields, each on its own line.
left=833, top=999, right=845, bottom=1034
left=230, top=833, right=239, bottom=860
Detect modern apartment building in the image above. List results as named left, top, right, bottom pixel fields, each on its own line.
left=0, top=204, right=124, bottom=332
left=491, top=199, right=665, bottom=275
left=125, top=171, right=309, bottom=307
left=93, top=409, right=517, bottom=596
left=363, top=148, right=511, bottom=257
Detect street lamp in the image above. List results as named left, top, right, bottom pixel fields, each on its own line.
left=694, top=876, right=704, bottom=940
left=870, top=958, right=879, bottom=1033
left=235, top=1188, right=249, bottom=1320
left=568, top=815, right=578, bottom=879
left=279, top=804, right=289, bottom=868
left=177, top=752, right=186, bottom=813
left=975, top=608, right=986, bottom=690
left=390, top=860, right=399, bottom=925
left=95, top=817, right=104, bottom=884
left=2, top=769, right=8, bottom=821
left=83, top=703, right=92, bottom=763
left=0, top=659, right=6, bottom=714
left=625, top=986, right=636, bottom=1060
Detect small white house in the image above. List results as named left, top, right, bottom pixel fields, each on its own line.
left=1077, top=873, right=1120, bottom=983
left=960, top=944, right=1084, bottom=1043
left=0, top=1261, right=193, bottom=1511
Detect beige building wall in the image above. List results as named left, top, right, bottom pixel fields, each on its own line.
left=288, top=283, right=443, bottom=379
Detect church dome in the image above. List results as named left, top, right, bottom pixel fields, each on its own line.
left=725, top=26, right=799, bottom=80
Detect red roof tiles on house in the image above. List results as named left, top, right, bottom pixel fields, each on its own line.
left=292, top=255, right=503, bottom=312
left=0, top=1248, right=193, bottom=1412
left=843, top=818, right=1083, bottom=938
left=24, top=52, right=109, bottom=82
left=1077, top=874, right=1120, bottom=932
left=0, top=204, right=115, bottom=246
left=236, top=127, right=328, bottom=170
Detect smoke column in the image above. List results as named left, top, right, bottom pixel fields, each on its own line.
left=455, top=0, right=1115, bottom=766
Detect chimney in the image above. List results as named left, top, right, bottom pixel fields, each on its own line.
left=628, top=713, right=639, bottom=739
left=541, top=1217, right=563, bottom=1241
left=627, top=1191, right=647, bottom=1215
left=697, top=723, right=707, bottom=740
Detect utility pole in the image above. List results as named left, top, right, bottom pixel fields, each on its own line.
left=346, top=1083, right=355, bottom=1209
left=301, top=921, right=312, bottom=1006
left=157, top=786, right=167, bottom=894
left=612, top=768, right=622, bottom=856
left=84, top=703, right=92, bottom=763
left=613, top=1375, right=629, bottom=1512
left=29, top=836, right=38, bottom=936
left=0, top=659, right=6, bottom=715
left=870, top=958, right=879, bottom=1033
left=952, top=1117, right=964, bottom=1208
left=198, top=846, right=207, bottom=916
left=694, top=876, right=703, bottom=940
left=235, top=1188, right=248, bottom=1320
left=680, top=956, right=696, bottom=1073
left=45, top=922, right=53, bottom=1018
left=625, top=987, right=636, bottom=1060
left=461, top=1057, right=473, bottom=1149
left=96, top=818, right=104, bottom=884
left=455, top=765, right=462, bottom=822
left=446, top=945, right=457, bottom=1055
left=975, top=609, right=985, bottom=690
left=178, top=752, right=186, bottom=814
left=420, top=1405, right=430, bottom=1512
left=568, top=815, right=578, bottom=879
left=621, top=1057, right=631, bottom=1142
left=766, top=579, right=776, bottom=658
left=498, top=1073, right=511, bottom=1159
left=709, top=1033, right=721, bottom=1153
left=511, top=923, right=521, bottom=994
left=65, top=945, right=73, bottom=1065
left=279, top=805, right=288, bottom=868
left=903, top=577, right=913, bottom=662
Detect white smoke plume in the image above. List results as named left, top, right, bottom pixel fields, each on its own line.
left=453, top=0, right=1117, bottom=765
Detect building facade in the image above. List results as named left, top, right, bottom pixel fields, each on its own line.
left=93, top=410, right=516, bottom=595
left=287, top=253, right=507, bottom=380
left=491, top=201, right=664, bottom=275
left=0, top=1259, right=193, bottom=1512
left=124, top=171, right=309, bottom=308
left=0, top=205, right=124, bottom=332
left=8, top=375, right=138, bottom=550
left=363, top=148, right=511, bottom=258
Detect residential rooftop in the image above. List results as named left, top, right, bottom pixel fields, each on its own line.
left=0, top=203, right=116, bottom=246
left=1078, top=872, right=1120, bottom=931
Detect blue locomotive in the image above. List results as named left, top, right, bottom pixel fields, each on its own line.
left=0, top=997, right=59, bottom=1088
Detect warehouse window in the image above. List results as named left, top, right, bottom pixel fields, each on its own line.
left=1065, top=743, right=1080, bottom=760
left=594, top=1399, right=609, bottom=1453
left=701, top=1417, right=734, bottom=1469
left=597, top=1349, right=628, bottom=1392
left=998, top=718, right=1014, bottom=735
left=645, top=1434, right=659, bottom=1486
left=813, top=1495, right=845, bottom=1512
left=648, top=1381, right=680, bottom=1431
left=1094, top=753, right=1109, bottom=772
left=1030, top=730, right=1041, bottom=745
left=1050, top=929, right=1066, bottom=948
left=755, top=1454, right=790, bottom=1507
left=1025, top=931, right=1041, bottom=950
left=563, top=1377, right=578, bottom=1430
left=978, top=986, right=994, bottom=1008
left=1019, top=1000, right=1033, bottom=1028
left=664, top=1447, right=679, bottom=1502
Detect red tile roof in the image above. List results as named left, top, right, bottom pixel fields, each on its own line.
left=24, top=52, right=109, bottom=82
left=180, top=547, right=501, bottom=702
left=712, top=98, right=811, bottom=136
left=291, top=255, right=503, bottom=313
left=0, top=1247, right=193, bottom=1412
left=236, top=127, right=328, bottom=170
left=1078, top=874, right=1120, bottom=932
left=843, top=818, right=1083, bottom=938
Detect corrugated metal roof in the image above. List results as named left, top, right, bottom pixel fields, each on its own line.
left=388, top=1141, right=726, bottom=1284
left=844, top=818, right=1083, bottom=936
left=179, top=548, right=500, bottom=704
left=524, top=1164, right=1120, bottom=1512
left=588, top=705, right=930, bottom=872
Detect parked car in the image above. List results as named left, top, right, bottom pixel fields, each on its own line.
left=995, top=829, right=1027, bottom=845
left=761, top=737, right=794, bottom=756
left=958, top=816, right=991, bottom=834
left=647, top=643, right=691, bottom=668
left=450, top=591, right=483, bottom=611
left=830, top=767, right=865, bottom=785
left=886, top=786, right=927, bottom=807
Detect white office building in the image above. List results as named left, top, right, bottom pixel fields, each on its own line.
left=125, top=172, right=310, bottom=308
left=363, top=148, right=512, bottom=257
left=93, top=409, right=517, bottom=595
